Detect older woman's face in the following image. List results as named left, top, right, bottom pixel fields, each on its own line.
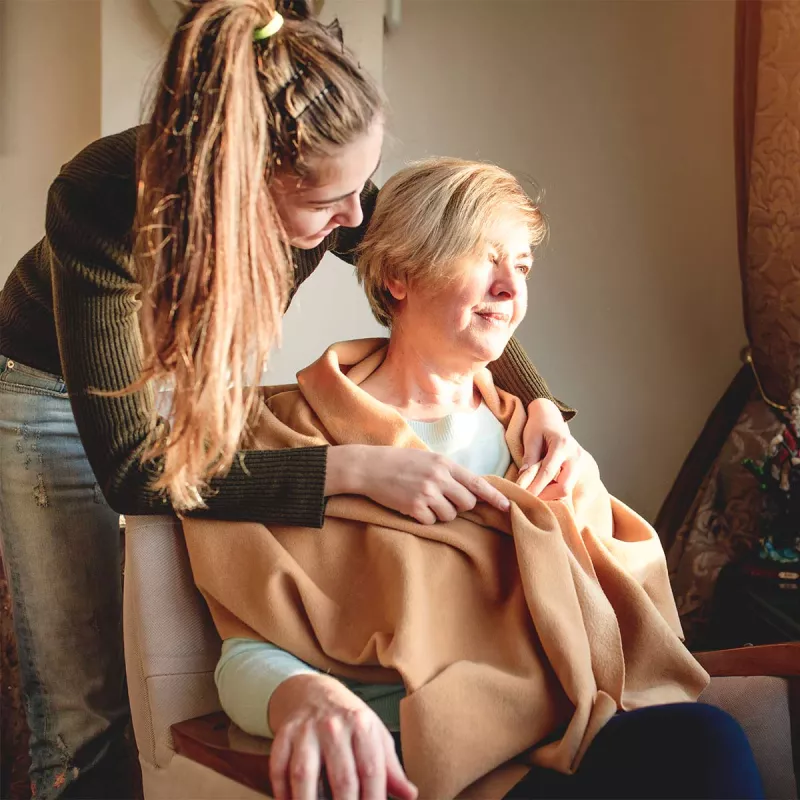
left=393, top=216, right=532, bottom=366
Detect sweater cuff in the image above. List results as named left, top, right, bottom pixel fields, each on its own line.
left=489, top=340, right=577, bottom=421
left=198, top=445, right=329, bottom=528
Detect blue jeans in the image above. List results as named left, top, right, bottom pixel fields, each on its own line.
left=0, top=354, right=132, bottom=799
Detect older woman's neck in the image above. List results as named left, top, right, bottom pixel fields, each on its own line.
left=361, top=336, right=482, bottom=420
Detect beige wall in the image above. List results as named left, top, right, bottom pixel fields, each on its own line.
left=384, top=0, right=745, bottom=520
left=1, top=0, right=744, bottom=520
left=0, top=0, right=102, bottom=284
left=101, top=0, right=168, bottom=137
left=100, top=0, right=385, bottom=137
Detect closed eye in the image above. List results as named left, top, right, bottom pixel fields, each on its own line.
left=306, top=198, right=338, bottom=213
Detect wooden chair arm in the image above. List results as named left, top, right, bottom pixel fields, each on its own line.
left=693, top=642, right=800, bottom=677
left=172, top=712, right=272, bottom=796
left=172, top=645, right=800, bottom=797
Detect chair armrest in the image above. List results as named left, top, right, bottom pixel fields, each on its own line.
left=172, top=712, right=272, bottom=797
left=694, top=642, right=800, bottom=677
left=173, top=648, right=800, bottom=798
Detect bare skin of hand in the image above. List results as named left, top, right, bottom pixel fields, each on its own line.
left=516, top=398, right=583, bottom=498
left=326, top=444, right=510, bottom=524
left=268, top=674, right=418, bottom=800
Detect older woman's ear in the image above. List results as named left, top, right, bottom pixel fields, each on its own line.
left=386, top=278, right=407, bottom=301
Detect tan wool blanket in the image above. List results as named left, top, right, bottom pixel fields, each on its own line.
left=183, top=338, right=709, bottom=800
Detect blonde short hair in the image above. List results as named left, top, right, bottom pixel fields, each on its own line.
left=357, top=157, right=547, bottom=328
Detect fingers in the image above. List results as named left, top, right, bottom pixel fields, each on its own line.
left=556, top=449, right=581, bottom=495
left=383, top=732, right=417, bottom=800
left=515, top=462, right=540, bottom=491
left=269, top=725, right=294, bottom=800
left=425, top=494, right=460, bottom=523
left=539, top=482, right=568, bottom=502
left=408, top=503, right=437, bottom=525
left=526, top=449, right=564, bottom=497
left=271, top=684, right=404, bottom=800
left=452, top=466, right=510, bottom=512
left=319, top=716, right=359, bottom=800
left=442, top=479, right=478, bottom=514
left=411, top=461, right=480, bottom=523
left=408, top=458, right=458, bottom=524
left=290, top=722, right=322, bottom=800
left=351, top=713, right=386, bottom=800
left=404, top=455, right=509, bottom=523
left=273, top=718, right=416, bottom=800
left=522, top=441, right=583, bottom=498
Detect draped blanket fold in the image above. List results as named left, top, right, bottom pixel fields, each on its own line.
left=183, top=339, right=709, bottom=800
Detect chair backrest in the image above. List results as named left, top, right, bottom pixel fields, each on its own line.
left=123, top=516, right=223, bottom=769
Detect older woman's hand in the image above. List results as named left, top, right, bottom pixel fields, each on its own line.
left=516, top=398, right=583, bottom=498
left=326, top=444, right=510, bottom=524
left=269, top=674, right=417, bottom=800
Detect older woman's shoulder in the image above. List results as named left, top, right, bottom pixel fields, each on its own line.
left=250, top=385, right=333, bottom=449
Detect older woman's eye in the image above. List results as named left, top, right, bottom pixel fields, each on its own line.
left=516, top=264, right=532, bottom=276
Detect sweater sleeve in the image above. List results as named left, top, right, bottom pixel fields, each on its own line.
left=488, top=337, right=576, bottom=420
left=215, top=639, right=406, bottom=736
left=215, top=639, right=320, bottom=738
left=46, top=162, right=329, bottom=527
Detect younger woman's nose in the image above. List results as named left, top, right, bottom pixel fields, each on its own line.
left=335, top=193, right=363, bottom=229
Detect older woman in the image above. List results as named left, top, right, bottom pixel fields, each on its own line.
left=188, top=159, right=762, bottom=800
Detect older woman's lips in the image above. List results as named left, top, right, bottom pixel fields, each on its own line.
left=475, top=311, right=511, bottom=326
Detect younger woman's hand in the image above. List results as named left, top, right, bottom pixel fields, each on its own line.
left=268, top=674, right=417, bottom=800
left=326, top=444, right=510, bottom=524
left=517, top=398, right=583, bottom=498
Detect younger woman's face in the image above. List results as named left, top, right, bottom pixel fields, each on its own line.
left=272, top=119, right=384, bottom=249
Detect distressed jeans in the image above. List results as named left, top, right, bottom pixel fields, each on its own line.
left=0, top=354, right=132, bottom=799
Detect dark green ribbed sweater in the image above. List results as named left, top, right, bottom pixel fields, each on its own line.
left=0, top=127, right=573, bottom=527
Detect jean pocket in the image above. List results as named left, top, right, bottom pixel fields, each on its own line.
left=0, top=355, right=67, bottom=395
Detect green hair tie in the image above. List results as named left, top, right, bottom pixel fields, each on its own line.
left=254, top=12, right=284, bottom=41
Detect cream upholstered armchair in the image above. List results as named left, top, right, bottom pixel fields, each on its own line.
left=123, top=515, right=800, bottom=800
left=123, top=515, right=263, bottom=800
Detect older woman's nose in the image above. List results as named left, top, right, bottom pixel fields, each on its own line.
left=490, top=262, right=519, bottom=298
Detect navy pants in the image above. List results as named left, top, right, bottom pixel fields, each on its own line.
left=504, top=703, right=764, bottom=799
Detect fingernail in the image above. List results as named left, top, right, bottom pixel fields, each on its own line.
left=501, top=498, right=510, bottom=510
